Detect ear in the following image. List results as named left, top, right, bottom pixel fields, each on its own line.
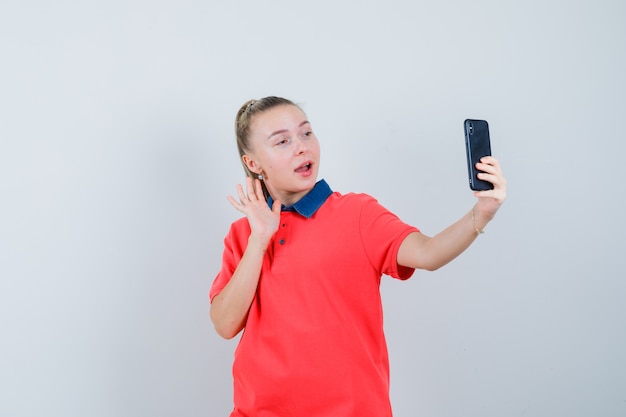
left=242, top=154, right=261, bottom=174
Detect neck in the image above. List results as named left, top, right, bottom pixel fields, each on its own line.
left=267, top=184, right=317, bottom=207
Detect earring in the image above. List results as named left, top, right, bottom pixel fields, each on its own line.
left=258, top=174, right=264, bottom=180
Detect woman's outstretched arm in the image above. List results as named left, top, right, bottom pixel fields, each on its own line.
left=397, top=156, right=507, bottom=271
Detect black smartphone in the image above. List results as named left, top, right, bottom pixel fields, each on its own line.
left=464, top=119, right=493, bottom=191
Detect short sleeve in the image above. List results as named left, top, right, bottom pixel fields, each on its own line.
left=209, top=219, right=250, bottom=302
left=358, top=195, right=420, bottom=280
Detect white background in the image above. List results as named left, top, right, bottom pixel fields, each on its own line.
left=1, top=1, right=625, bottom=416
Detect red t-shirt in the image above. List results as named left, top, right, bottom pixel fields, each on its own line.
left=210, top=190, right=419, bottom=417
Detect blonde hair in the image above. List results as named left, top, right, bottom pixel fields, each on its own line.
left=235, top=96, right=303, bottom=199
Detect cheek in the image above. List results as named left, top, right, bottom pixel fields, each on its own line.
left=264, top=156, right=287, bottom=174
left=312, top=141, right=321, bottom=158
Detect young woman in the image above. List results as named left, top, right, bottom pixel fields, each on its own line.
left=210, top=96, right=506, bottom=417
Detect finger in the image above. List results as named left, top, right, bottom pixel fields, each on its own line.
left=227, top=195, right=245, bottom=213
left=243, top=177, right=254, bottom=200
left=477, top=172, right=504, bottom=189
left=476, top=160, right=501, bottom=175
left=476, top=165, right=503, bottom=184
left=476, top=164, right=494, bottom=178
left=478, top=157, right=503, bottom=175
left=236, top=183, right=247, bottom=203
left=474, top=173, right=507, bottom=199
left=227, top=195, right=239, bottom=207
left=254, top=178, right=265, bottom=200
left=480, top=155, right=499, bottom=166
left=271, top=199, right=281, bottom=214
left=248, top=176, right=263, bottom=202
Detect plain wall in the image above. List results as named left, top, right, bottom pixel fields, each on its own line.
left=1, top=1, right=625, bottom=416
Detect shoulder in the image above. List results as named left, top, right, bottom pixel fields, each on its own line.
left=317, top=191, right=372, bottom=214
left=223, top=216, right=251, bottom=241
left=326, top=191, right=379, bottom=208
left=319, top=191, right=390, bottom=218
left=330, top=191, right=390, bottom=215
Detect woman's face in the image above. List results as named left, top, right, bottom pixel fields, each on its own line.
left=244, top=104, right=320, bottom=206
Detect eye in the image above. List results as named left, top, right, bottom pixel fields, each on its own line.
left=275, top=137, right=290, bottom=146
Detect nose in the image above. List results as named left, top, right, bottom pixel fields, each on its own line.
left=293, top=136, right=307, bottom=154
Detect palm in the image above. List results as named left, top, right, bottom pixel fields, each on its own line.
left=228, top=177, right=281, bottom=243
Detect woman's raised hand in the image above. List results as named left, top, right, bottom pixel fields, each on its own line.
left=473, top=156, right=507, bottom=220
left=227, top=177, right=281, bottom=244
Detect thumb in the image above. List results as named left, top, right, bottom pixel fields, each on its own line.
left=272, top=199, right=282, bottom=214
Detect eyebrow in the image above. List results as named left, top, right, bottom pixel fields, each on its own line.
left=267, top=121, right=311, bottom=140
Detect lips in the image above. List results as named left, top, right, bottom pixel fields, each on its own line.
left=294, top=162, right=312, bottom=173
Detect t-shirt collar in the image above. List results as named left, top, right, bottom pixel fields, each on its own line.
left=266, top=179, right=333, bottom=219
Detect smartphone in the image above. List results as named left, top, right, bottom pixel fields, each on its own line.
left=464, top=119, right=493, bottom=191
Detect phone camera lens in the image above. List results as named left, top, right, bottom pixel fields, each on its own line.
left=468, top=123, right=474, bottom=134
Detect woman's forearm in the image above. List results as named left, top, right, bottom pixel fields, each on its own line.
left=398, top=205, right=494, bottom=271
left=210, top=236, right=267, bottom=339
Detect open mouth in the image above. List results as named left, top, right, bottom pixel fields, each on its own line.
left=295, top=162, right=312, bottom=174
